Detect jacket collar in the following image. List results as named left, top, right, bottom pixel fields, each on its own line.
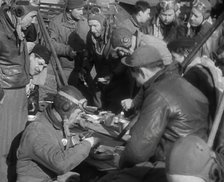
left=60, top=12, right=78, bottom=28
left=130, top=16, right=141, bottom=28
left=143, top=62, right=180, bottom=89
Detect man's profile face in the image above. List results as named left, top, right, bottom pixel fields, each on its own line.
left=29, top=53, right=47, bottom=76
left=189, top=8, right=204, bottom=27
left=159, top=9, right=175, bottom=25
left=88, top=20, right=103, bottom=38
left=71, top=7, right=83, bottom=20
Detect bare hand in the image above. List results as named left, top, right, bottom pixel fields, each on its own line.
left=97, top=76, right=111, bottom=85
left=121, top=99, right=134, bottom=111
left=84, top=137, right=100, bottom=148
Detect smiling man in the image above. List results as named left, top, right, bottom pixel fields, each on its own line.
left=29, top=44, right=51, bottom=76
left=26, top=44, right=51, bottom=121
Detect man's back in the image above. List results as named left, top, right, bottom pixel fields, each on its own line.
left=119, top=71, right=209, bottom=168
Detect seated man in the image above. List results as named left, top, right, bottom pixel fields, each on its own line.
left=16, top=85, right=99, bottom=181
left=118, top=45, right=209, bottom=168
left=166, top=135, right=224, bottom=182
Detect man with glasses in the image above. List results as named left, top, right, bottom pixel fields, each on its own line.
left=16, top=85, right=100, bottom=181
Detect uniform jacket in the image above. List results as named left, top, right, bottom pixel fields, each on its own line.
left=48, top=13, right=89, bottom=69
left=16, top=106, right=92, bottom=182
left=119, top=70, right=209, bottom=168
left=0, top=7, right=30, bottom=88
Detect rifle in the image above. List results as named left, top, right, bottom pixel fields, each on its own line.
left=208, top=93, right=224, bottom=148
left=36, top=11, right=68, bottom=88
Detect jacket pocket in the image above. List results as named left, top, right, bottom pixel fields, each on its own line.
left=0, top=65, right=28, bottom=88
left=1, top=65, right=23, bottom=76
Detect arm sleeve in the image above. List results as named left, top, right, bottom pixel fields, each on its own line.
left=30, top=129, right=92, bottom=175
left=82, top=33, right=95, bottom=72
left=48, top=21, right=71, bottom=56
left=119, top=90, right=170, bottom=168
left=132, top=87, right=144, bottom=109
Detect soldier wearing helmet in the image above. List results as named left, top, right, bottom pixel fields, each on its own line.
left=187, top=0, right=214, bottom=57
left=148, top=0, right=186, bottom=43
left=83, top=9, right=133, bottom=114
left=16, top=85, right=99, bottom=181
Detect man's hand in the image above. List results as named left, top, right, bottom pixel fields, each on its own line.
left=97, top=76, right=111, bottom=85
left=84, top=137, right=100, bottom=148
left=121, top=99, right=134, bottom=111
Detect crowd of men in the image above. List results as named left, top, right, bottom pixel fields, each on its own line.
left=0, top=0, right=224, bottom=181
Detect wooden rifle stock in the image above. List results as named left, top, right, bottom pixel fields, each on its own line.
left=36, top=11, right=68, bottom=88
left=208, top=93, right=224, bottom=148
